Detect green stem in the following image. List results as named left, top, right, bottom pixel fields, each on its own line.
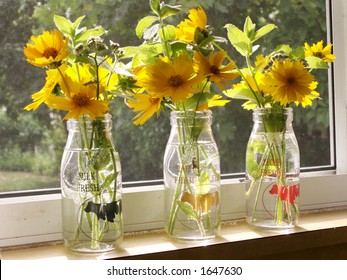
left=248, top=145, right=271, bottom=223
left=167, top=168, right=185, bottom=235
left=159, top=18, right=171, bottom=58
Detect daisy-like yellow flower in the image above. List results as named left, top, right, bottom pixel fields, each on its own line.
left=194, top=50, right=239, bottom=90
left=176, top=6, right=207, bottom=43
left=46, top=64, right=108, bottom=119
left=262, top=59, right=316, bottom=106
left=137, top=54, right=204, bottom=103
left=24, top=30, right=69, bottom=68
left=304, top=40, right=336, bottom=63
left=24, top=65, right=65, bottom=111
left=127, top=94, right=162, bottom=125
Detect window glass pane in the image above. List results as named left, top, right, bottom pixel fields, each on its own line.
left=0, top=0, right=331, bottom=192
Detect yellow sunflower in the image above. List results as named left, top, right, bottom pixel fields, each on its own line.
left=262, top=59, right=316, bottom=106
left=24, top=30, right=69, bottom=68
left=304, top=40, right=336, bottom=63
left=46, top=64, right=108, bottom=119
left=176, top=6, right=207, bottom=43
left=24, top=65, right=65, bottom=111
left=127, top=93, right=162, bottom=125
left=194, top=50, right=239, bottom=90
left=137, top=54, right=204, bottom=103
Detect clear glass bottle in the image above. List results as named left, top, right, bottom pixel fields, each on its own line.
left=245, top=107, right=300, bottom=229
left=61, top=114, right=122, bottom=252
left=163, top=110, right=221, bottom=240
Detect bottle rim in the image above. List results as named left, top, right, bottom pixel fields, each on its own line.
left=252, top=107, right=293, bottom=122
left=66, top=113, right=112, bottom=131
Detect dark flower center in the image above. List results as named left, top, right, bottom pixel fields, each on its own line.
left=72, top=93, right=90, bottom=107
left=168, top=75, right=184, bottom=88
left=287, top=77, right=296, bottom=85
left=210, top=65, right=220, bottom=75
left=313, top=51, right=324, bottom=59
left=43, top=47, right=59, bottom=59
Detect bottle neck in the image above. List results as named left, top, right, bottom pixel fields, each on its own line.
left=169, top=110, right=214, bottom=143
left=66, top=114, right=112, bottom=132
left=253, top=107, right=293, bottom=133
left=170, top=110, right=212, bottom=127
left=65, top=114, right=113, bottom=149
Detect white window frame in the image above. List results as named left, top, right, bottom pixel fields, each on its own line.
left=1, top=0, right=347, bottom=248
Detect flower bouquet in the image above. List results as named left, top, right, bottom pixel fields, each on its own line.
left=223, top=17, right=335, bottom=228
left=24, top=16, right=127, bottom=251
left=123, top=0, right=239, bottom=239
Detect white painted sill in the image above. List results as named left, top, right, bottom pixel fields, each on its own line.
left=1, top=208, right=346, bottom=260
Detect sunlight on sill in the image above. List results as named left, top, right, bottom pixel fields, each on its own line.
left=1, top=208, right=346, bottom=260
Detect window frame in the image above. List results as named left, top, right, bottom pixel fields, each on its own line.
left=1, top=0, right=347, bottom=248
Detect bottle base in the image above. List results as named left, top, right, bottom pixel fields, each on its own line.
left=166, top=229, right=218, bottom=242
left=63, top=239, right=121, bottom=254
left=246, top=217, right=297, bottom=231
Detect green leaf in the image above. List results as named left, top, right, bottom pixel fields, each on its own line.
left=118, top=46, right=141, bottom=59
left=224, top=87, right=260, bottom=102
left=196, top=171, right=210, bottom=194
left=101, top=173, right=117, bottom=191
left=224, top=23, right=252, bottom=57
left=170, top=41, right=189, bottom=55
left=274, top=44, right=293, bottom=55
left=181, top=92, right=214, bottom=110
left=122, top=43, right=164, bottom=65
left=177, top=201, right=198, bottom=220
left=74, top=27, right=105, bottom=44
left=54, top=15, right=75, bottom=37
left=305, top=56, right=329, bottom=69
left=253, top=23, right=276, bottom=42
left=136, top=16, right=158, bottom=39
left=244, top=17, right=255, bottom=40
left=159, top=4, right=181, bottom=20
left=150, top=0, right=160, bottom=16
left=197, top=35, right=215, bottom=47
left=72, top=16, right=85, bottom=30
left=289, top=46, right=305, bottom=59
left=158, top=25, right=176, bottom=41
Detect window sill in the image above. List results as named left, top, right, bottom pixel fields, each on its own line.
left=1, top=209, right=347, bottom=260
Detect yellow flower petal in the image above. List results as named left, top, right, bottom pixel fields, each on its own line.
left=24, top=30, right=69, bottom=68
left=176, top=6, right=207, bottom=43
left=24, top=65, right=65, bottom=111
left=127, top=94, right=162, bottom=125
